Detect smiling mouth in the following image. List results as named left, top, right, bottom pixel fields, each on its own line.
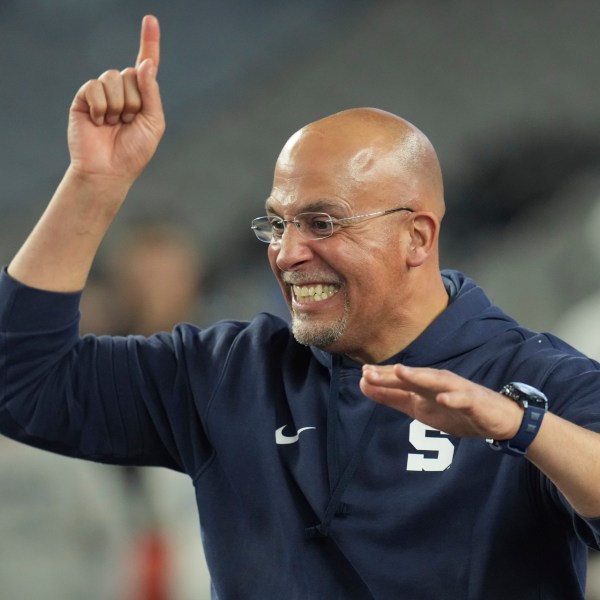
left=292, top=284, right=339, bottom=303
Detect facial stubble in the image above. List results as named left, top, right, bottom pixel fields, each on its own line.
left=290, top=295, right=351, bottom=348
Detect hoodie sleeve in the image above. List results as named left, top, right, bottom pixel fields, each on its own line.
left=0, top=267, right=212, bottom=471
left=529, top=334, right=600, bottom=549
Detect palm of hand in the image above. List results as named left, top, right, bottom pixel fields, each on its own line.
left=68, top=105, right=163, bottom=181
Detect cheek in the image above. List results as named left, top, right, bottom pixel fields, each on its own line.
left=337, top=238, right=391, bottom=274
left=267, top=246, right=279, bottom=273
left=340, top=242, right=403, bottom=298
left=267, top=247, right=290, bottom=296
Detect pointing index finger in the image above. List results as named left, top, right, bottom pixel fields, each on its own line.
left=136, top=15, right=160, bottom=73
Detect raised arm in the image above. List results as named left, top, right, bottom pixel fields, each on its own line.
left=8, top=15, right=165, bottom=292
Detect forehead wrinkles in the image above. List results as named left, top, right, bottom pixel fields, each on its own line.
left=296, top=138, right=394, bottom=195
left=272, top=143, right=379, bottom=213
left=349, top=147, right=375, bottom=169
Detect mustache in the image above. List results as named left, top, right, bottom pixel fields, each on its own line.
left=281, top=271, right=343, bottom=286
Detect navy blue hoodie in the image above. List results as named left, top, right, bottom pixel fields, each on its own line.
left=1, top=268, right=600, bottom=599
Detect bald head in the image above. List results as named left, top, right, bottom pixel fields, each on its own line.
left=274, top=107, right=445, bottom=219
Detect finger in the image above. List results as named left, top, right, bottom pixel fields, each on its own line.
left=392, top=364, right=459, bottom=394
left=74, top=79, right=108, bottom=126
left=136, top=15, right=160, bottom=73
left=361, top=365, right=403, bottom=388
left=360, top=366, right=412, bottom=400
left=121, top=67, right=142, bottom=123
left=437, top=385, right=502, bottom=411
left=359, top=375, right=416, bottom=415
left=400, top=366, right=500, bottom=417
left=362, top=364, right=430, bottom=391
left=98, top=70, right=125, bottom=125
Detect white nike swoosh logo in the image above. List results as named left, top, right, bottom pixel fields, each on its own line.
left=275, top=425, right=316, bottom=445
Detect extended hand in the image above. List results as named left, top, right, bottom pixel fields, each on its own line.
left=68, top=15, right=165, bottom=182
left=360, top=364, right=523, bottom=440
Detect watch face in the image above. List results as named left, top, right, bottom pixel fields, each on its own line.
left=509, top=382, right=549, bottom=410
left=512, top=382, right=541, bottom=396
left=490, top=382, right=549, bottom=456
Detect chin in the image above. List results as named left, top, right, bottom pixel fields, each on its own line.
left=290, top=313, right=347, bottom=349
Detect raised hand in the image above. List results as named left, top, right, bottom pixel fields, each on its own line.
left=360, top=364, right=524, bottom=440
left=68, top=15, right=165, bottom=183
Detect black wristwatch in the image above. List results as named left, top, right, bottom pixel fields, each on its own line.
left=486, top=382, right=549, bottom=457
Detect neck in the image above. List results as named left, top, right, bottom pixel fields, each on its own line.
left=346, top=271, right=449, bottom=364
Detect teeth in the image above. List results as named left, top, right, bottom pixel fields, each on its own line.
left=292, top=284, right=338, bottom=302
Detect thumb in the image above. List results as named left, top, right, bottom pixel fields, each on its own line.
left=137, top=58, right=164, bottom=121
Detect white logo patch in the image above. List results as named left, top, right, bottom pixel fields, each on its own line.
left=275, top=425, right=316, bottom=445
left=406, top=420, right=455, bottom=472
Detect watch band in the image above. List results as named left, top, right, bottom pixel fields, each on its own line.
left=487, top=382, right=548, bottom=457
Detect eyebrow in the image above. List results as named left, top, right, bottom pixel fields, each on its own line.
left=264, top=198, right=346, bottom=215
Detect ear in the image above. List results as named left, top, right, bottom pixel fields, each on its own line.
left=406, top=213, right=439, bottom=267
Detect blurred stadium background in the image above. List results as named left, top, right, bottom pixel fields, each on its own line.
left=2, top=0, right=600, bottom=329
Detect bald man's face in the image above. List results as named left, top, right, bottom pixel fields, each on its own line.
left=266, top=124, right=416, bottom=361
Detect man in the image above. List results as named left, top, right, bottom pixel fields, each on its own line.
left=1, top=15, right=600, bottom=599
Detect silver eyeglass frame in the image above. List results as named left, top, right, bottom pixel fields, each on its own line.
left=250, top=206, right=414, bottom=243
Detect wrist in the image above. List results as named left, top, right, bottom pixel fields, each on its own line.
left=486, top=382, right=549, bottom=457
left=64, top=164, right=135, bottom=199
left=60, top=166, right=133, bottom=226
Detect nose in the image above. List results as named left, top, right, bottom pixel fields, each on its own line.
left=272, top=222, right=314, bottom=271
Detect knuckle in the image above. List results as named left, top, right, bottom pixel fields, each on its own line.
left=99, top=69, right=121, bottom=82
left=83, top=79, right=101, bottom=93
left=438, top=369, right=453, bottom=380
left=85, top=81, right=106, bottom=107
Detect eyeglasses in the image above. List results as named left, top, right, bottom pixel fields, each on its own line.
left=251, top=207, right=414, bottom=243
